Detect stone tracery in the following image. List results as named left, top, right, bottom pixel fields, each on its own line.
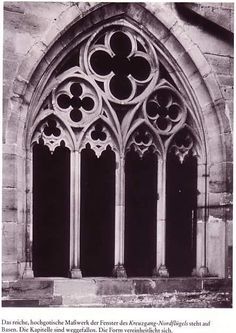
left=30, top=19, right=199, bottom=279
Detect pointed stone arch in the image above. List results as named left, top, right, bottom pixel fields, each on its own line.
left=3, top=2, right=231, bottom=279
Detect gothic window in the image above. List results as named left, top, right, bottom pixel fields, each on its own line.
left=31, top=22, right=199, bottom=278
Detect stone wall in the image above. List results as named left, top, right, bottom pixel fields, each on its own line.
left=2, top=2, right=233, bottom=280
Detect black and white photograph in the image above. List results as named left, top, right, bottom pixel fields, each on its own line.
left=1, top=0, right=233, bottom=322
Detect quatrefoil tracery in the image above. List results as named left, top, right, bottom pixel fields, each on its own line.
left=145, top=87, right=187, bottom=135
left=85, top=27, right=159, bottom=103
left=53, top=74, right=101, bottom=127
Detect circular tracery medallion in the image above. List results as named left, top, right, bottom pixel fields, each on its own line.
left=52, top=73, right=102, bottom=127
left=144, top=87, right=187, bottom=135
left=84, top=25, right=159, bottom=104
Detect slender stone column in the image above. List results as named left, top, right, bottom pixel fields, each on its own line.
left=113, top=154, right=127, bottom=277
left=70, top=151, right=82, bottom=278
left=23, top=149, right=34, bottom=278
left=195, top=162, right=209, bottom=277
left=153, top=157, right=169, bottom=277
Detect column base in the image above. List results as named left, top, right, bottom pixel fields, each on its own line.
left=23, top=265, right=34, bottom=278
left=156, top=264, right=169, bottom=277
left=198, top=266, right=209, bottom=277
left=191, top=268, right=198, bottom=277
left=70, top=268, right=82, bottom=279
left=113, top=264, right=127, bottom=278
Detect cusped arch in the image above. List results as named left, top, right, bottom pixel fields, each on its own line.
left=125, top=119, right=164, bottom=158
left=79, top=118, right=120, bottom=158
left=30, top=112, right=76, bottom=153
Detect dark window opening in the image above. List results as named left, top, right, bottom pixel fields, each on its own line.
left=166, top=151, right=197, bottom=277
left=80, top=146, right=115, bottom=276
left=33, top=144, right=70, bottom=277
left=125, top=149, right=157, bottom=277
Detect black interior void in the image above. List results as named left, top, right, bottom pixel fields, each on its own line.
left=80, top=146, right=115, bottom=276
left=125, top=149, right=157, bottom=277
left=33, top=144, right=70, bottom=277
left=166, top=151, right=197, bottom=277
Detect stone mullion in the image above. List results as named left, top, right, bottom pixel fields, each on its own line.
left=195, top=162, right=209, bottom=276
left=113, top=154, right=127, bottom=277
left=154, top=157, right=169, bottom=277
left=70, top=150, right=82, bottom=278
left=23, top=149, right=34, bottom=278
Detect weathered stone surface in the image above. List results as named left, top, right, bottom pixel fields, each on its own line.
left=2, top=299, right=40, bottom=307
left=96, top=279, right=134, bottom=295
left=3, top=278, right=232, bottom=308
left=181, top=3, right=233, bottom=32
left=2, top=262, right=19, bottom=281
left=54, top=279, right=97, bottom=297
left=2, top=153, right=17, bottom=188
left=205, top=54, right=232, bottom=75
left=134, top=278, right=203, bottom=294
left=206, top=218, right=226, bottom=278
left=221, top=86, right=233, bottom=100
left=2, top=188, right=18, bottom=222
left=9, top=279, right=54, bottom=299
left=203, top=278, right=232, bottom=292
left=2, top=222, right=17, bottom=262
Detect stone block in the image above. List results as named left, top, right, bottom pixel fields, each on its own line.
left=6, top=109, right=20, bottom=144
left=2, top=262, right=19, bottom=281
left=16, top=42, right=46, bottom=83
left=177, top=51, right=198, bottom=79
left=146, top=3, right=177, bottom=30
left=207, top=205, right=228, bottom=221
left=206, top=217, right=226, bottom=278
left=189, top=74, right=212, bottom=107
left=134, top=279, right=202, bottom=294
left=22, top=2, right=70, bottom=21
left=9, top=279, right=54, bottom=299
left=163, top=34, right=186, bottom=64
left=218, top=74, right=233, bottom=87
left=229, top=57, right=233, bottom=74
left=203, top=278, right=232, bottom=292
left=188, top=45, right=212, bottom=78
left=2, top=188, right=18, bottom=222
left=16, top=223, right=26, bottom=262
left=2, top=299, right=40, bottom=307
left=4, top=2, right=25, bottom=14
left=54, top=279, right=97, bottom=296
left=227, top=220, right=233, bottom=246
left=221, top=86, right=233, bottom=100
left=2, top=153, right=17, bottom=188
left=209, top=162, right=227, bottom=193
left=4, top=9, right=50, bottom=39
left=3, top=59, right=19, bottom=83
left=3, top=29, right=22, bottom=61
left=204, top=73, right=223, bottom=102
left=62, top=295, right=102, bottom=306
left=55, top=5, right=82, bottom=33
left=96, top=279, right=134, bottom=295
left=207, top=134, right=225, bottom=164
left=205, top=54, right=231, bottom=75
left=14, top=32, right=37, bottom=57
left=226, top=162, right=233, bottom=193
left=196, top=29, right=233, bottom=57
left=208, top=100, right=232, bottom=135
left=2, top=222, right=17, bottom=262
